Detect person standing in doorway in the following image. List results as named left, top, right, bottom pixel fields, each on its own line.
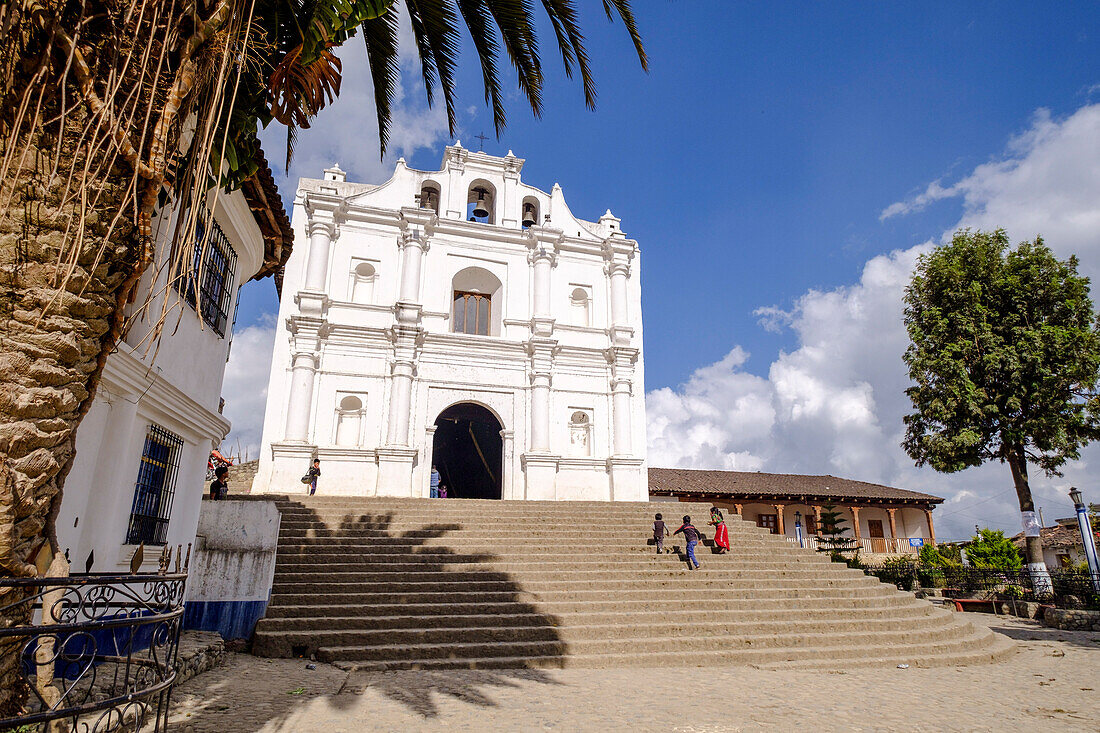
left=307, top=458, right=321, bottom=496
left=430, top=465, right=441, bottom=498
left=674, top=515, right=704, bottom=570
left=209, top=465, right=229, bottom=500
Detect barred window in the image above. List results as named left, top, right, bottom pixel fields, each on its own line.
left=126, top=425, right=184, bottom=546
left=174, top=213, right=238, bottom=337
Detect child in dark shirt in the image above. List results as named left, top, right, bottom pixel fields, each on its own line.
left=673, top=515, right=704, bottom=570
left=653, top=513, right=670, bottom=554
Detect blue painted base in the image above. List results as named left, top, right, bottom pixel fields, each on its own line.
left=183, top=600, right=268, bottom=640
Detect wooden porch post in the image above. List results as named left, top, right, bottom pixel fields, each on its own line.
left=813, top=505, right=822, bottom=529
left=774, top=504, right=785, bottom=535
left=850, top=506, right=861, bottom=540
left=734, top=503, right=743, bottom=516
left=924, top=508, right=937, bottom=545
left=886, top=507, right=897, bottom=538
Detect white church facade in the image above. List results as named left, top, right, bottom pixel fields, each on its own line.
left=252, top=145, right=647, bottom=501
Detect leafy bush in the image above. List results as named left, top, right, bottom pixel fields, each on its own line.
left=918, top=544, right=961, bottom=568
left=965, top=529, right=1023, bottom=570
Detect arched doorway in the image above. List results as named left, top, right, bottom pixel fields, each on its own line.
left=432, top=403, right=503, bottom=499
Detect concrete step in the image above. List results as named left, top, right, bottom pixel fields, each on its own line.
left=262, top=596, right=931, bottom=619
left=320, top=631, right=1014, bottom=671
left=295, top=624, right=985, bottom=664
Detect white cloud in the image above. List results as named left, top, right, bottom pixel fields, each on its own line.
left=219, top=316, right=277, bottom=462
left=649, top=103, right=1100, bottom=539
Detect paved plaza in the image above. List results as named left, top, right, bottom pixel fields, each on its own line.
left=168, top=615, right=1100, bottom=732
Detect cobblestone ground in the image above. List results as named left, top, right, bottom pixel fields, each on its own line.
left=167, top=615, right=1100, bottom=732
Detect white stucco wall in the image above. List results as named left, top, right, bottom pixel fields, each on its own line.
left=254, top=146, right=647, bottom=501
left=56, top=187, right=266, bottom=572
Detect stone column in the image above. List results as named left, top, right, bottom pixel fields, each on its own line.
left=529, top=371, right=551, bottom=452
left=284, top=351, right=318, bottom=442
left=850, top=506, right=862, bottom=540
left=607, top=261, right=632, bottom=346
left=925, top=508, right=937, bottom=544
left=386, top=359, right=415, bottom=446
left=500, top=429, right=514, bottom=499
left=527, top=236, right=558, bottom=337
left=422, top=425, right=437, bottom=498
left=304, top=218, right=335, bottom=292
left=775, top=504, right=786, bottom=535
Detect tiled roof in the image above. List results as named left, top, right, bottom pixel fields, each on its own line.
left=1011, top=524, right=1090, bottom=552
left=241, top=146, right=294, bottom=294
left=648, top=467, right=943, bottom=505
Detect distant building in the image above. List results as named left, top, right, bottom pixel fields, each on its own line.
left=649, top=468, right=943, bottom=554
left=1012, top=524, right=1093, bottom=568
left=252, top=145, right=647, bottom=501
left=55, top=150, right=292, bottom=572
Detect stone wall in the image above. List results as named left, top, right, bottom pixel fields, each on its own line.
left=1043, top=607, right=1100, bottom=632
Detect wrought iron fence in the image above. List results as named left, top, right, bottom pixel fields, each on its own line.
left=862, top=563, right=1100, bottom=610
left=0, top=568, right=187, bottom=732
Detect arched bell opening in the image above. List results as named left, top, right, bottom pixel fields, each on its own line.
left=466, top=179, right=496, bottom=224
left=432, top=403, right=503, bottom=499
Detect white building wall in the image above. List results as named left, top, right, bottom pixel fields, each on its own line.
left=253, top=147, right=647, bottom=501
left=55, top=188, right=266, bottom=572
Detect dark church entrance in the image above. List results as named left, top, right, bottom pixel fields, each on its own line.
left=432, top=403, right=503, bottom=499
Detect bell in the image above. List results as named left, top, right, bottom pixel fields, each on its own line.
left=472, top=190, right=489, bottom=218
left=420, top=189, right=437, bottom=211
left=521, top=203, right=537, bottom=228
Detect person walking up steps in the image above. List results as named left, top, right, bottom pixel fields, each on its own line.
left=674, top=515, right=705, bottom=570
left=709, top=507, right=730, bottom=554
left=653, top=513, right=670, bottom=554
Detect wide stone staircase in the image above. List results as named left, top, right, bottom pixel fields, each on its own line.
left=252, top=497, right=1014, bottom=670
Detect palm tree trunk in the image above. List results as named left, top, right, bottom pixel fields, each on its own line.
left=0, top=104, right=139, bottom=716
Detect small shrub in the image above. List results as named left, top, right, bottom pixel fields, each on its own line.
left=965, top=529, right=1023, bottom=570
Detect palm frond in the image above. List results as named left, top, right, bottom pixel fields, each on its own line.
left=405, top=0, right=463, bottom=137
left=539, top=0, right=595, bottom=109
left=601, top=0, right=648, bottom=71
left=485, top=0, right=543, bottom=118
left=455, top=0, right=507, bottom=134
left=361, top=7, right=401, bottom=155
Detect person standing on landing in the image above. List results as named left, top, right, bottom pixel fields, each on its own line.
left=306, top=458, right=321, bottom=496
left=653, top=513, right=670, bottom=554
left=209, top=465, right=229, bottom=500
left=430, top=465, right=441, bottom=498
left=674, top=515, right=704, bottom=570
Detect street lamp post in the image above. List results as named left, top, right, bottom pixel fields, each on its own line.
left=795, top=511, right=803, bottom=549
left=1068, top=487, right=1100, bottom=592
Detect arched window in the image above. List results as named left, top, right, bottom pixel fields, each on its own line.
left=419, top=181, right=441, bottom=214
left=335, top=395, right=363, bottom=446
left=570, top=286, right=590, bottom=327
left=569, top=410, right=591, bottom=456
left=451, top=266, right=503, bottom=336
left=521, top=196, right=540, bottom=229
left=466, top=180, right=496, bottom=224
left=350, top=261, right=376, bottom=304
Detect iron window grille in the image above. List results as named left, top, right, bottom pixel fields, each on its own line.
left=126, top=424, right=184, bottom=546
left=173, top=212, right=238, bottom=337
left=453, top=290, right=491, bottom=335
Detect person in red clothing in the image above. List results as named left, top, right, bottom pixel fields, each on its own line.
left=709, top=507, right=730, bottom=554
left=673, top=515, right=705, bottom=570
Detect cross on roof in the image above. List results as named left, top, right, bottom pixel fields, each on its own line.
left=474, top=132, right=489, bottom=151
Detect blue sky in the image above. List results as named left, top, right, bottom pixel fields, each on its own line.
left=227, top=1, right=1100, bottom=538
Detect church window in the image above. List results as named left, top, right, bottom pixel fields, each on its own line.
left=570, top=286, right=590, bottom=327
left=453, top=291, right=491, bottom=336
left=466, top=180, right=496, bottom=224
left=335, top=394, right=364, bottom=446
left=126, top=424, right=183, bottom=545
left=172, top=211, right=238, bottom=337
left=350, top=261, right=376, bottom=304
left=419, top=182, right=440, bottom=214
left=568, top=410, right=592, bottom=456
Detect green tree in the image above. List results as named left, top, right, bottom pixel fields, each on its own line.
left=918, top=543, right=960, bottom=568
left=0, top=0, right=646, bottom=716
left=902, top=229, right=1100, bottom=573
left=815, top=504, right=857, bottom=562
left=964, top=529, right=1023, bottom=570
